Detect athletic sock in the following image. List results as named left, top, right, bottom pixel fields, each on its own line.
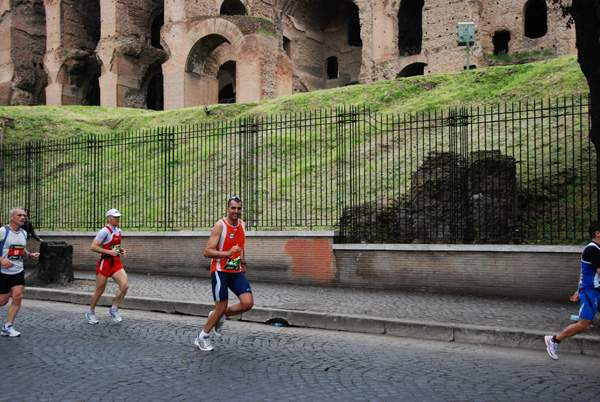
left=199, top=331, right=209, bottom=338
left=553, top=336, right=560, bottom=344
left=219, top=315, right=226, bottom=323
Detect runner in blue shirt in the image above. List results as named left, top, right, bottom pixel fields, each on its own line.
left=544, top=221, right=600, bottom=359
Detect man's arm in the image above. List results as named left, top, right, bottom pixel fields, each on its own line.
left=203, top=221, right=241, bottom=259
left=90, top=238, right=119, bottom=257
left=570, top=272, right=582, bottom=301
left=24, top=249, right=39, bottom=261
left=29, top=225, right=42, bottom=242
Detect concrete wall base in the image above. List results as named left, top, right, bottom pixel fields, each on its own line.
left=26, top=232, right=582, bottom=302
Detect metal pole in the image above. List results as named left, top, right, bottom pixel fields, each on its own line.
left=466, top=42, right=470, bottom=70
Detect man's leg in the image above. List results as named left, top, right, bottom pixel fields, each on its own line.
left=90, top=274, right=108, bottom=311
left=6, top=285, right=24, bottom=324
left=556, top=319, right=593, bottom=341
left=111, top=269, right=129, bottom=307
left=225, top=292, right=254, bottom=317
left=204, top=300, right=228, bottom=333
left=0, top=293, right=9, bottom=307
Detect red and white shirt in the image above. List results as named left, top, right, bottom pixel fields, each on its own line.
left=210, top=218, right=246, bottom=275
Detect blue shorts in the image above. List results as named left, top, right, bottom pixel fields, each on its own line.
left=211, top=271, right=252, bottom=302
left=578, top=289, right=600, bottom=321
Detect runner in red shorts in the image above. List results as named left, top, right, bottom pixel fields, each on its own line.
left=85, top=208, right=129, bottom=324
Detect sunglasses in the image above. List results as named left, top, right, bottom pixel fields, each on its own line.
left=228, top=196, right=242, bottom=206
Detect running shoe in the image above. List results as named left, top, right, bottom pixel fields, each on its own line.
left=0, top=325, right=21, bottom=337
left=86, top=311, right=99, bottom=325
left=544, top=335, right=559, bottom=360
left=210, top=310, right=225, bottom=337
left=109, top=308, right=122, bottom=323
left=194, top=335, right=214, bottom=351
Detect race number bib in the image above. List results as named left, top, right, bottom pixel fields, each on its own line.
left=225, top=255, right=241, bottom=270
left=8, top=245, right=24, bottom=260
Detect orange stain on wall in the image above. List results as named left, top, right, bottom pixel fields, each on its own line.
left=285, top=238, right=334, bottom=282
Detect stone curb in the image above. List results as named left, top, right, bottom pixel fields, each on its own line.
left=26, top=288, right=600, bottom=357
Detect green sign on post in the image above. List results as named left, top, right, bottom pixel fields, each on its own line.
left=457, top=22, right=475, bottom=70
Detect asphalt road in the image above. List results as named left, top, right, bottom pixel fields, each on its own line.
left=2, top=300, right=600, bottom=402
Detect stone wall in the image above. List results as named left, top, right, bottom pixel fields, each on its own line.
left=24, top=231, right=582, bottom=301
left=0, top=0, right=47, bottom=105
left=0, top=0, right=576, bottom=109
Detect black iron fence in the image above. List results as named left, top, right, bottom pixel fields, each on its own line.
left=0, top=95, right=596, bottom=244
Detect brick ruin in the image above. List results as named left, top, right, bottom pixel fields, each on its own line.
left=0, top=0, right=576, bottom=110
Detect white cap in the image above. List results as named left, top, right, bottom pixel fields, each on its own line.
left=106, top=208, right=122, bottom=217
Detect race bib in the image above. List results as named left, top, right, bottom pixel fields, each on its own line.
left=225, top=255, right=241, bottom=270
left=8, top=245, right=24, bottom=260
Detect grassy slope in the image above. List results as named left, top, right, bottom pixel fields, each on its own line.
left=0, top=56, right=588, bottom=145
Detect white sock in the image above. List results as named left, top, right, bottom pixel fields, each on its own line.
left=199, top=331, right=209, bottom=338
left=110, top=306, right=118, bottom=311
left=219, top=315, right=226, bottom=323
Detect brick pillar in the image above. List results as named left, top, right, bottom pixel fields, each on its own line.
left=237, top=33, right=279, bottom=103
left=164, top=0, right=186, bottom=23
left=0, top=0, right=14, bottom=105
left=277, top=53, right=293, bottom=97
left=97, top=0, right=118, bottom=107
left=161, top=20, right=187, bottom=110
left=43, top=0, right=62, bottom=106
left=372, top=0, right=395, bottom=60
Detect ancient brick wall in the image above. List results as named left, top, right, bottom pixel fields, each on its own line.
left=0, top=0, right=577, bottom=109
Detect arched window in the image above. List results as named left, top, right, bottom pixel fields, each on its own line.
left=151, top=12, right=164, bottom=49
left=283, top=36, right=291, bottom=58
left=398, top=0, right=424, bottom=56
left=86, top=72, right=101, bottom=106
left=348, top=7, right=362, bottom=47
left=327, top=57, right=339, bottom=79
left=397, top=62, right=427, bottom=78
left=218, top=61, right=236, bottom=104
left=524, top=0, right=547, bottom=39
left=146, top=73, right=164, bottom=110
left=493, top=30, right=511, bottom=55
left=220, top=0, right=247, bottom=16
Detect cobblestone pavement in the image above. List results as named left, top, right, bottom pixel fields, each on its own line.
left=2, top=300, right=600, bottom=402
left=61, top=270, right=596, bottom=336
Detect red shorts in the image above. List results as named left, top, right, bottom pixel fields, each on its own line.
left=96, top=257, right=124, bottom=278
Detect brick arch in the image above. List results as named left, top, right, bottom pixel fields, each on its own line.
left=184, top=18, right=245, bottom=75
left=187, top=18, right=245, bottom=53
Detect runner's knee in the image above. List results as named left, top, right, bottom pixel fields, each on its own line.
left=577, top=321, right=593, bottom=332
left=11, top=292, right=23, bottom=304
left=241, top=299, right=253, bottom=312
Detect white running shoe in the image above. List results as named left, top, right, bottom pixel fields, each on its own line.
left=1, top=325, right=21, bottom=337
left=86, top=311, right=99, bottom=325
left=210, top=310, right=225, bottom=337
left=109, top=308, right=122, bottom=323
left=194, top=336, right=214, bottom=351
left=544, top=335, right=559, bottom=360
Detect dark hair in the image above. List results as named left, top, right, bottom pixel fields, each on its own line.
left=589, top=221, right=600, bottom=238
left=228, top=196, right=242, bottom=207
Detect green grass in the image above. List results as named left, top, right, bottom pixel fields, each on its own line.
left=0, top=55, right=588, bottom=145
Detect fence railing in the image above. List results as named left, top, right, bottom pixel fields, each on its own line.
left=0, top=95, right=596, bottom=244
